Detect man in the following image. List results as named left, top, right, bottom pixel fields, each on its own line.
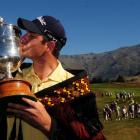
left=7, top=15, right=105, bottom=140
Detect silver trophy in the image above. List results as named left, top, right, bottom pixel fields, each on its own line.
left=0, top=17, right=35, bottom=103
left=0, top=17, right=22, bottom=79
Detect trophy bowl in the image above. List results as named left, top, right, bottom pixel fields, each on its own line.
left=0, top=17, right=36, bottom=106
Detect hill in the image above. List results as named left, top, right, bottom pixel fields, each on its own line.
left=124, top=74, right=140, bottom=83
left=59, top=44, right=140, bottom=81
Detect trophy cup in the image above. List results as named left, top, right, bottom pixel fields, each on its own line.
left=0, top=17, right=36, bottom=105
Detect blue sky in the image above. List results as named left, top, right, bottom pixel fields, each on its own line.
left=1, top=0, right=140, bottom=55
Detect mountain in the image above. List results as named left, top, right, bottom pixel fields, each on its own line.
left=125, top=75, right=140, bottom=83
left=59, top=44, right=140, bottom=81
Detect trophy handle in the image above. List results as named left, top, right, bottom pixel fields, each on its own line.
left=5, top=57, right=25, bottom=79
left=17, top=57, right=25, bottom=74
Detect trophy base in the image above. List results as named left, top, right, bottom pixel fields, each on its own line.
left=0, top=79, right=36, bottom=106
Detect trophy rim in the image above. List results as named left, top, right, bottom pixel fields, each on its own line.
left=0, top=22, right=21, bottom=31
left=0, top=79, right=31, bottom=88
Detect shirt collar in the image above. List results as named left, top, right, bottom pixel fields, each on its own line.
left=47, top=60, right=67, bottom=82
left=29, top=60, right=67, bottom=82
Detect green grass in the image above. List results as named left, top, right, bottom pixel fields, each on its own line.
left=91, top=83, right=140, bottom=140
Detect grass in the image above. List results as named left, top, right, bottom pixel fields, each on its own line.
left=91, top=83, right=140, bottom=140
left=104, top=119, right=140, bottom=140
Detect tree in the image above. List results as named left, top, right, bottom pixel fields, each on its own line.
left=90, top=77, right=103, bottom=83
left=116, top=75, right=125, bottom=82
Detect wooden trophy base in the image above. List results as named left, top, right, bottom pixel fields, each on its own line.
left=0, top=79, right=36, bottom=105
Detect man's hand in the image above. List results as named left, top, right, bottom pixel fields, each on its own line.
left=7, top=97, right=52, bottom=136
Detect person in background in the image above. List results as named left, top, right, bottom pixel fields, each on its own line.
left=7, top=15, right=105, bottom=140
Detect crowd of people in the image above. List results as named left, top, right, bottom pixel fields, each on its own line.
left=102, top=91, right=140, bottom=121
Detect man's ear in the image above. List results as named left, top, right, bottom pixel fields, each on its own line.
left=46, top=41, right=56, bottom=52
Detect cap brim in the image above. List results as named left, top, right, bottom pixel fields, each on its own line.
left=17, top=18, right=42, bottom=34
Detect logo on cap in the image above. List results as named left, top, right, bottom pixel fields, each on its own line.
left=36, top=16, right=46, bottom=26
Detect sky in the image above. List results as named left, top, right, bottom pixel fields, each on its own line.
left=1, top=0, right=140, bottom=55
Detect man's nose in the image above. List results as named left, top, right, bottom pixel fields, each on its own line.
left=20, top=34, right=29, bottom=45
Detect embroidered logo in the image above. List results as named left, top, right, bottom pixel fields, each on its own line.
left=37, top=16, right=46, bottom=25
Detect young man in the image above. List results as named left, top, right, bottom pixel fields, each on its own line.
left=7, top=16, right=105, bottom=140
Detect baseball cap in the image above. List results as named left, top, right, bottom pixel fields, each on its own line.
left=17, top=16, right=67, bottom=47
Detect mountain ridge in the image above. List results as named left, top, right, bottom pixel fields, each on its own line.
left=59, top=44, right=140, bottom=81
